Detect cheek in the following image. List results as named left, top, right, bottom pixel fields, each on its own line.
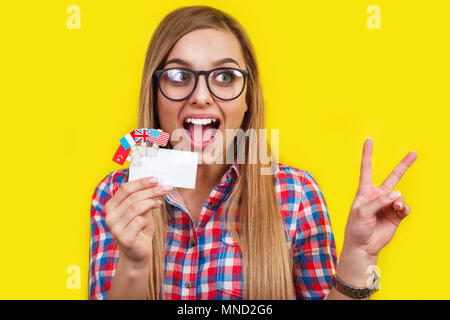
left=223, top=101, right=248, bottom=129
left=156, top=95, right=181, bottom=132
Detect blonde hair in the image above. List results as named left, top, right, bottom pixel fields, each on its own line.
left=138, top=5, right=294, bottom=299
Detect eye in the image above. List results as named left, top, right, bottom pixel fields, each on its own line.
left=213, top=69, right=238, bottom=84
left=167, top=69, right=191, bottom=83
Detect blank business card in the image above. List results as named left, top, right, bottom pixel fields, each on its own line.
left=128, top=149, right=198, bottom=189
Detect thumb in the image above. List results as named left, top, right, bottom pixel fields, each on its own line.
left=358, top=190, right=402, bottom=219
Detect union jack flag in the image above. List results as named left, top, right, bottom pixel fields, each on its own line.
left=133, top=129, right=150, bottom=143
left=148, top=129, right=169, bottom=146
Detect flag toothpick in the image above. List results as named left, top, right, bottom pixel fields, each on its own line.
left=138, top=143, right=147, bottom=156
left=114, top=128, right=170, bottom=165
left=147, top=129, right=170, bottom=157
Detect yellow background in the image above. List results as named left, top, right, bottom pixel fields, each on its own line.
left=0, top=0, right=448, bottom=299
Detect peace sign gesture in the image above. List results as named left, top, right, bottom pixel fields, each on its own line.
left=343, top=137, right=418, bottom=258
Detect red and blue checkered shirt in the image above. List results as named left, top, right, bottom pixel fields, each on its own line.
left=89, top=163, right=338, bottom=300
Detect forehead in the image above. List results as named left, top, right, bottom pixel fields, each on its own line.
left=165, top=28, right=245, bottom=69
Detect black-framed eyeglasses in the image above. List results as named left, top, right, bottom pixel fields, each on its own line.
left=154, top=67, right=249, bottom=101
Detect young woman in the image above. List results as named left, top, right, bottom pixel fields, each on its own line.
left=89, top=6, right=417, bottom=300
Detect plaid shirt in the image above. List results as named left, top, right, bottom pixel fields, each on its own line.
left=89, top=163, right=337, bottom=300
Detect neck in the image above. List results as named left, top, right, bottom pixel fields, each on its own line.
left=199, top=162, right=230, bottom=192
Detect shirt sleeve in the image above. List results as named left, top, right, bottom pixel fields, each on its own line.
left=293, top=170, right=338, bottom=300
left=88, top=170, right=127, bottom=300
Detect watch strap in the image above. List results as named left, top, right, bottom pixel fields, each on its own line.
left=331, top=272, right=380, bottom=299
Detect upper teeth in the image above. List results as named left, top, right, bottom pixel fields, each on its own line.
left=185, top=118, right=217, bottom=125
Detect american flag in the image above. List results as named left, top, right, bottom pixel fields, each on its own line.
left=148, top=129, right=169, bottom=146
left=133, top=129, right=150, bottom=143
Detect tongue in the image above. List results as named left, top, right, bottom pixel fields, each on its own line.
left=188, top=124, right=216, bottom=144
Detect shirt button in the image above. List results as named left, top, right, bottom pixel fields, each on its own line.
left=227, top=174, right=232, bottom=180
left=190, top=239, right=197, bottom=247
left=186, top=281, right=192, bottom=289
left=207, top=203, right=215, bottom=210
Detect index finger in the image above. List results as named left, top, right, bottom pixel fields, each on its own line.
left=359, top=137, right=374, bottom=187
left=379, top=151, right=418, bottom=192
left=107, top=176, right=159, bottom=210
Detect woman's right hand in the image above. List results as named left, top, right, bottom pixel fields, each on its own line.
left=104, top=176, right=172, bottom=268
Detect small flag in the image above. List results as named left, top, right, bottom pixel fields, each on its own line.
left=120, top=133, right=136, bottom=150
left=148, top=129, right=169, bottom=146
left=112, top=144, right=131, bottom=165
left=134, top=129, right=151, bottom=143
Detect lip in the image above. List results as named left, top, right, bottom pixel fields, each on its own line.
left=180, top=113, right=222, bottom=151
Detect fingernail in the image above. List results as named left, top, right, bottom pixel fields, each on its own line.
left=156, top=199, right=163, bottom=205
left=367, top=137, right=373, bottom=140
left=148, top=177, right=159, bottom=184
left=160, top=185, right=173, bottom=192
left=395, top=201, right=403, bottom=209
left=389, top=191, right=402, bottom=200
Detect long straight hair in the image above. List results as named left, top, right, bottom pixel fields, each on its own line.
left=137, top=5, right=294, bottom=299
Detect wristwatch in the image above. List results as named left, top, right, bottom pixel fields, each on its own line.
left=331, top=269, right=380, bottom=299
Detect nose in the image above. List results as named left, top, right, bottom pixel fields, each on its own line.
left=188, top=74, right=214, bottom=106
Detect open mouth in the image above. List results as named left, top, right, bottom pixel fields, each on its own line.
left=182, top=115, right=221, bottom=150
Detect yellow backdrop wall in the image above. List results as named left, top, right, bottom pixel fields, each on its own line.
left=0, top=0, right=447, bottom=299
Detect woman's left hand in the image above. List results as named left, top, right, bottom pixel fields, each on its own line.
left=344, top=138, right=418, bottom=258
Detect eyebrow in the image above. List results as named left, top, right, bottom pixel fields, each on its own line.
left=164, top=57, right=241, bottom=68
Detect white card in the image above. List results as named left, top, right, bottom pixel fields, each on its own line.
left=128, top=148, right=198, bottom=189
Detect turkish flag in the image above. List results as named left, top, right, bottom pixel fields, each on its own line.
left=112, top=144, right=131, bottom=165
